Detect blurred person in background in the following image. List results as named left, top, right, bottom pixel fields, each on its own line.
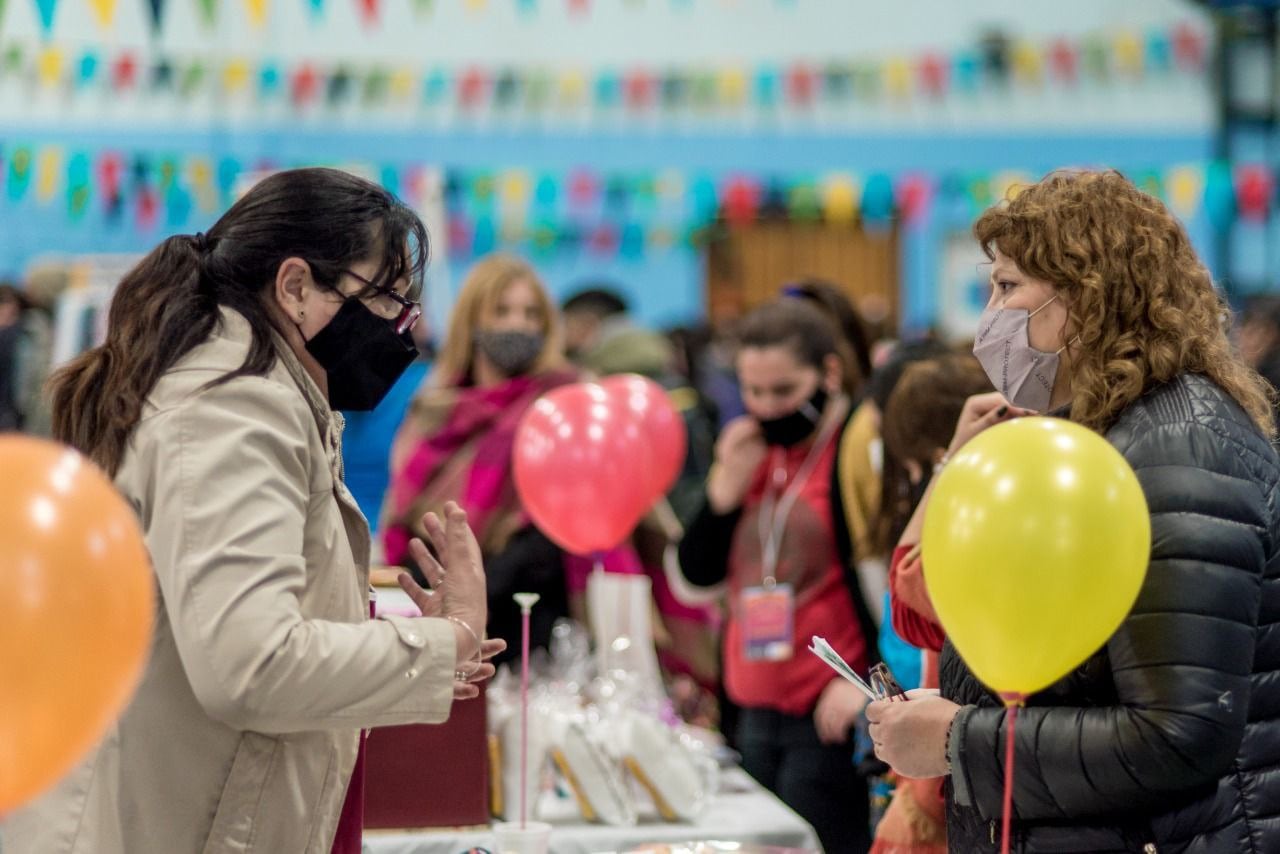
left=1238, top=294, right=1280, bottom=427
left=0, top=282, right=52, bottom=434
left=868, top=352, right=992, bottom=854
left=782, top=278, right=875, bottom=401
left=383, top=254, right=575, bottom=667
left=672, top=298, right=881, bottom=854
left=670, top=320, right=746, bottom=431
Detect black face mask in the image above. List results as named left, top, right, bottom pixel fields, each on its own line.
left=476, top=330, right=544, bottom=377
left=758, top=386, right=829, bottom=447
left=304, top=298, right=418, bottom=411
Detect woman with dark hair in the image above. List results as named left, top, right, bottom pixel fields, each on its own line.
left=671, top=298, right=881, bottom=854
left=6, top=168, right=503, bottom=854
left=867, top=171, right=1280, bottom=852
left=783, top=278, right=874, bottom=399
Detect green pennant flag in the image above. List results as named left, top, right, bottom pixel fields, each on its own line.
left=197, top=0, right=216, bottom=28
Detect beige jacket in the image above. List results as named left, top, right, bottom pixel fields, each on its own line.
left=4, top=309, right=457, bottom=854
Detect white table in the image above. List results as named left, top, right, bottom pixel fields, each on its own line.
left=362, top=768, right=821, bottom=854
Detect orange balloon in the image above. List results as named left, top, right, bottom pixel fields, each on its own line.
left=0, top=437, right=153, bottom=813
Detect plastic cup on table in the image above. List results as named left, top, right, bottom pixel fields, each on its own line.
left=491, top=820, right=553, bottom=854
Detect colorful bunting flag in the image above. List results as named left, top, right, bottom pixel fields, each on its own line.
left=33, top=0, right=58, bottom=35
left=88, top=0, right=117, bottom=29
left=145, top=0, right=165, bottom=33
left=197, top=0, right=216, bottom=27
left=245, top=0, right=268, bottom=29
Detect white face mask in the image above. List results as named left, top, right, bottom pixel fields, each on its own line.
left=972, top=295, right=1070, bottom=413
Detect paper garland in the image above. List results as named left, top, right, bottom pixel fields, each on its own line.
left=0, top=142, right=1264, bottom=264
left=2, top=20, right=1208, bottom=115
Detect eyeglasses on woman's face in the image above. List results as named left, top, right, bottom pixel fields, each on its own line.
left=343, top=270, right=422, bottom=335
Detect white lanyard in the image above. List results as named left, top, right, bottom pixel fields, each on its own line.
left=755, top=399, right=843, bottom=588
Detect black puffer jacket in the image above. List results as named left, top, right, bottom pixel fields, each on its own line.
left=941, top=373, right=1280, bottom=853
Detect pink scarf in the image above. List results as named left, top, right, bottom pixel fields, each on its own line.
left=382, top=370, right=577, bottom=565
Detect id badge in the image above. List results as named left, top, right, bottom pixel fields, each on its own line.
left=741, top=583, right=795, bottom=661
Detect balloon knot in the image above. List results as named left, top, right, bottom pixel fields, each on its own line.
left=999, top=692, right=1027, bottom=707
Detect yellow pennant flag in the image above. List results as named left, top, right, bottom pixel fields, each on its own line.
left=37, top=147, right=64, bottom=204
left=390, top=69, right=415, bottom=99
left=884, top=59, right=911, bottom=98
left=89, top=0, right=118, bottom=28
left=245, top=0, right=268, bottom=28
left=1013, top=42, right=1043, bottom=84
left=1114, top=32, right=1143, bottom=75
left=223, top=59, right=251, bottom=93
left=559, top=70, right=587, bottom=105
left=37, top=46, right=64, bottom=87
left=718, top=67, right=747, bottom=105
left=500, top=170, right=530, bottom=207
left=188, top=157, right=219, bottom=213
left=992, top=170, right=1035, bottom=202
left=1166, top=165, right=1204, bottom=219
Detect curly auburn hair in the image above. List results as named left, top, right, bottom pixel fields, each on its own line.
left=974, top=169, right=1275, bottom=436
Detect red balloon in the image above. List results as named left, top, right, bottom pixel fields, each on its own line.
left=600, top=374, right=688, bottom=498
left=514, top=382, right=654, bottom=555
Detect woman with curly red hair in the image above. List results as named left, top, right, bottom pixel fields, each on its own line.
left=866, top=170, right=1280, bottom=852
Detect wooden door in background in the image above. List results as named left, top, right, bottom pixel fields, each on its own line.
left=705, top=221, right=899, bottom=333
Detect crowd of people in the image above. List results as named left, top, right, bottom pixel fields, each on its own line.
left=3, top=167, right=1280, bottom=854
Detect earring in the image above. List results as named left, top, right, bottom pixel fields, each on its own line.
left=298, top=310, right=305, bottom=322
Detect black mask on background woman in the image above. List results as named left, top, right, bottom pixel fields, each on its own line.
left=758, top=387, right=828, bottom=447
left=476, top=329, right=544, bottom=377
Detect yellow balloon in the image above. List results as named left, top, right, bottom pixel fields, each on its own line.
left=922, top=417, right=1150, bottom=697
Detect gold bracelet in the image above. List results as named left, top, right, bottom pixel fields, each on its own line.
left=445, top=615, right=482, bottom=679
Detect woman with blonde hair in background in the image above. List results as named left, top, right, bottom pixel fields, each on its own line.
left=383, top=254, right=576, bottom=666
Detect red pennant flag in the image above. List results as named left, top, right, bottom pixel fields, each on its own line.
left=112, top=53, right=138, bottom=90
left=358, top=0, right=378, bottom=26
left=1237, top=165, right=1272, bottom=222
left=568, top=0, right=588, bottom=15
left=568, top=170, right=599, bottom=205
left=624, top=70, right=655, bottom=109
left=587, top=223, right=619, bottom=255
left=723, top=177, right=760, bottom=225
left=96, top=151, right=123, bottom=198
left=1172, top=23, right=1205, bottom=71
left=291, top=64, right=320, bottom=105
left=458, top=67, right=489, bottom=108
left=1049, top=39, right=1078, bottom=82
left=918, top=54, right=947, bottom=97
left=785, top=64, right=817, bottom=107
left=137, top=187, right=159, bottom=230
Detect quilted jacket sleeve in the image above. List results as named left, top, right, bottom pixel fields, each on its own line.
left=951, top=418, right=1272, bottom=822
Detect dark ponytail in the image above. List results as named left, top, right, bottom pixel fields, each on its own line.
left=49, top=167, right=428, bottom=475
